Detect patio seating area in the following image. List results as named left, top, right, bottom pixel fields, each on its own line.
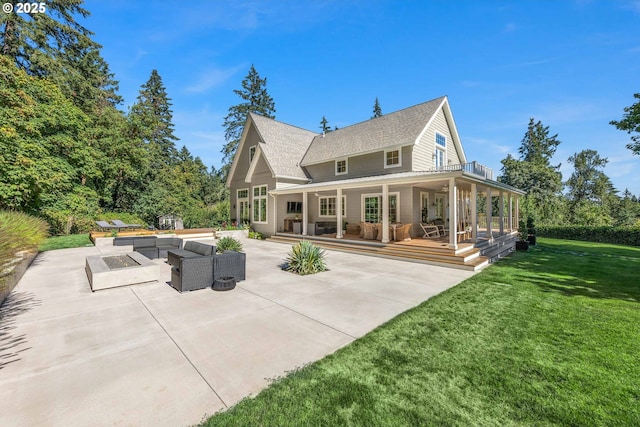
left=0, top=236, right=475, bottom=426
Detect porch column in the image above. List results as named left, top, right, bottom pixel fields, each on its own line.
left=515, top=196, right=520, bottom=232
left=508, top=194, right=513, bottom=232
left=336, top=188, right=343, bottom=239
left=499, top=190, right=505, bottom=235
left=449, top=177, right=457, bottom=249
left=470, top=183, right=478, bottom=242
left=302, top=191, right=308, bottom=236
left=381, top=184, right=390, bottom=243
left=486, top=187, right=493, bottom=241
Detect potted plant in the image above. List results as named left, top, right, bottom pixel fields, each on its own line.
left=526, top=216, right=536, bottom=246
left=516, top=218, right=529, bottom=251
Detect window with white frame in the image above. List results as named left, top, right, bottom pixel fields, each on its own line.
left=420, top=192, right=430, bottom=222
left=335, top=159, right=347, bottom=175
left=319, top=195, right=346, bottom=217
left=249, top=145, right=256, bottom=164
left=384, top=149, right=401, bottom=168
left=362, top=193, right=399, bottom=223
left=436, top=132, right=446, bottom=147
left=435, top=132, right=446, bottom=168
left=237, top=189, right=249, bottom=222
left=252, top=185, right=267, bottom=223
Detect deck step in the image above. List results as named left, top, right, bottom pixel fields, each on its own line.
left=267, top=234, right=491, bottom=271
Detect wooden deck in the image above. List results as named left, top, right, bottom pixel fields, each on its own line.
left=268, top=232, right=499, bottom=271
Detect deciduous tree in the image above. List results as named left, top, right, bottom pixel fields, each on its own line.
left=610, top=92, right=640, bottom=155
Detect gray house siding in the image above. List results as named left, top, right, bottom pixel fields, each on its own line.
left=305, top=146, right=413, bottom=183
left=413, top=107, right=462, bottom=170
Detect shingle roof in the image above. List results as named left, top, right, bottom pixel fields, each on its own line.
left=250, top=113, right=318, bottom=180
left=300, top=96, right=446, bottom=166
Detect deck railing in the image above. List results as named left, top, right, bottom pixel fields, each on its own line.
left=427, top=161, right=494, bottom=180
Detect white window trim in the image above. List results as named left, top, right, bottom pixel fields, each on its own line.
left=360, top=192, right=400, bottom=222
left=252, top=184, right=268, bottom=224
left=384, top=148, right=402, bottom=169
left=249, top=145, right=257, bottom=165
left=420, top=191, right=430, bottom=222
left=237, top=188, right=249, bottom=222
left=435, top=131, right=447, bottom=147
left=435, top=146, right=446, bottom=168
left=335, top=158, right=348, bottom=176
left=318, top=195, right=346, bottom=218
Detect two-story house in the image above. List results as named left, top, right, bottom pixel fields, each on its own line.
left=226, top=96, right=524, bottom=252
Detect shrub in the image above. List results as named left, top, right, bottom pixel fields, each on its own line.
left=216, top=236, right=243, bottom=253
left=284, top=240, right=327, bottom=275
left=536, top=225, right=640, bottom=247
left=0, top=211, right=49, bottom=287
left=248, top=229, right=264, bottom=240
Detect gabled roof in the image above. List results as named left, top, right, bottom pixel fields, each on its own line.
left=226, top=113, right=317, bottom=186
left=249, top=113, right=317, bottom=180
left=301, top=96, right=447, bottom=166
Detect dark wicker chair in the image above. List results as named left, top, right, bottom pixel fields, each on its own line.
left=214, top=251, right=246, bottom=281
left=133, top=236, right=159, bottom=259
left=167, top=241, right=216, bottom=266
left=170, top=250, right=246, bottom=293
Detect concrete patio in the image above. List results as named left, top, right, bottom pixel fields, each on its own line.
left=0, top=237, right=475, bottom=426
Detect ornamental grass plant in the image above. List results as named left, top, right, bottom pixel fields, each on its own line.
left=284, top=240, right=327, bottom=275
left=216, top=236, right=243, bottom=253
left=0, top=210, right=49, bottom=287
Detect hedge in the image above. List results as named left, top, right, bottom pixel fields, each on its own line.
left=536, top=225, right=640, bottom=247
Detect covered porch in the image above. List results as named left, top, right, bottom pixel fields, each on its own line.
left=269, top=166, right=525, bottom=251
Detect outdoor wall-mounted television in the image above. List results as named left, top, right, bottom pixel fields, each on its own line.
left=287, top=201, right=303, bottom=213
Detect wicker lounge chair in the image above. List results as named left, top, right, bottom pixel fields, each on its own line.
left=111, top=219, right=141, bottom=229
left=95, top=220, right=123, bottom=231
left=362, top=222, right=377, bottom=240
left=167, top=241, right=216, bottom=266
left=395, top=223, right=413, bottom=241
left=170, top=250, right=246, bottom=292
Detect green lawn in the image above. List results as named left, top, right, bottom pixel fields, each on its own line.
left=38, top=233, right=93, bottom=252
left=202, top=238, right=640, bottom=426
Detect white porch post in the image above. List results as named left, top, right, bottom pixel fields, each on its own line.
left=302, top=191, right=308, bottom=236
left=499, top=190, right=504, bottom=235
left=515, top=196, right=520, bottom=232
left=470, top=183, right=478, bottom=242
left=336, top=188, right=343, bottom=239
left=449, top=177, right=457, bottom=249
left=486, top=187, right=493, bottom=241
left=381, top=184, right=390, bottom=243
left=508, top=194, right=513, bottom=232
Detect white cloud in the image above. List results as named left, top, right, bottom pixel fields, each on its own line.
left=185, top=64, right=246, bottom=93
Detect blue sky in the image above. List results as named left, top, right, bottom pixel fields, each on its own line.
left=84, top=0, right=640, bottom=195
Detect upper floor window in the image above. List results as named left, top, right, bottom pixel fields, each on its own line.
left=249, top=145, right=256, bottom=164
left=436, top=132, right=446, bottom=147
left=435, top=147, right=445, bottom=168
left=335, top=159, right=348, bottom=175
left=384, top=149, right=401, bottom=168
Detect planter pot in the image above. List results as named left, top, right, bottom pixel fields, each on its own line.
left=516, top=240, right=529, bottom=251
left=527, top=235, right=537, bottom=246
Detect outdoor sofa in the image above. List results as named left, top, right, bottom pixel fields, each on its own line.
left=170, top=250, right=246, bottom=292
left=167, top=241, right=216, bottom=267
left=133, top=236, right=183, bottom=259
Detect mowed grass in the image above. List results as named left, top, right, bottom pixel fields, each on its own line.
left=202, top=238, right=640, bottom=426
left=39, top=233, right=93, bottom=252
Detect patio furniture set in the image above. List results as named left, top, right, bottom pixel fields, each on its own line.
left=419, top=219, right=472, bottom=242
left=358, top=222, right=413, bottom=241
left=95, top=236, right=246, bottom=293
left=95, top=219, right=142, bottom=231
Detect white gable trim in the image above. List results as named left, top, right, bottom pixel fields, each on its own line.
left=414, top=97, right=467, bottom=164
left=244, top=145, right=262, bottom=183
left=226, top=114, right=257, bottom=187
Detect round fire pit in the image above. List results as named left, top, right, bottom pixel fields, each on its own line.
left=212, top=276, right=236, bottom=291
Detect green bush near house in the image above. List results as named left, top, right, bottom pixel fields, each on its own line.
left=216, top=236, right=243, bottom=253
left=284, top=240, right=327, bottom=275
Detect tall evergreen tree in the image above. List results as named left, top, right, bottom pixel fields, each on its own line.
left=129, top=70, right=179, bottom=166
left=221, top=65, right=275, bottom=171
left=372, top=97, right=382, bottom=118
left=610, top=92, right=640, bottom=155
left=499, top=118, right=563, bottom=224
left=320, top=116, right=331, bottom=133
left=0, top=0, right=121, bottom=113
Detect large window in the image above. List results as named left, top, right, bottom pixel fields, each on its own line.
left=319, top=195, right=346, bottom=217
left=362, top=193, right=399, bottom=223
left=252, top=185, right=267, bottom=223
left=237, top=189, right=249, bottom=223
left=435, top=147, right=445, bottom=168
left=384, top=149, right=401, bottom=168
left=335, top=159, right=347, bottom=175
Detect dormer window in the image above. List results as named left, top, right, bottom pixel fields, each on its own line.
left=335, top=159, right=348, bottom=175
left=249, top=145, right=256, bottom=165
left=384, top=149, right=401, bottom=168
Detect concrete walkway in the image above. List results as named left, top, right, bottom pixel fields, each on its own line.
left=0, top=237, right=475, bottom=426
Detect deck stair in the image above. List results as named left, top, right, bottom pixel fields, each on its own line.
left=268, top=233, right=490, bottom=271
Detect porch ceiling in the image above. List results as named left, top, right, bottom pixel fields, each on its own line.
left=270, top=170, right=525, bottom=196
